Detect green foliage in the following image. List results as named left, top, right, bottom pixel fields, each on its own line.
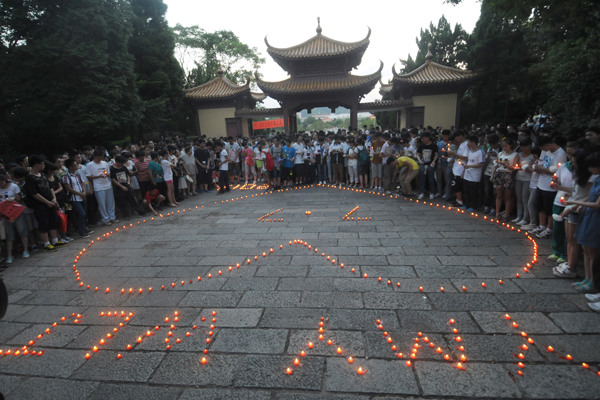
left=172, top=24, right=265, bottom=88
left=459, top=1, right=542, bottom=125
left=1, top=0, right=144, bottom=154
left=297, top=116, right=376, bottom=132
left=450, top=0, right=600, bottom=128
left=129, top=0, right=184, bottom=136
left=401, top=15, right=469, bottom=73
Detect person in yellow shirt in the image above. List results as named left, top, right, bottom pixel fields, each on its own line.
left=392, top=155, right=420, bottom=196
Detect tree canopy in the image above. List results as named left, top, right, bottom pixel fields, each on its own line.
left=448, top=0, right=600, bottom=128
left=172, top=24, right=264, bottom=88
left=400, top=15, right=469, bottom=73
left=0, top=0, right=182, bottom=156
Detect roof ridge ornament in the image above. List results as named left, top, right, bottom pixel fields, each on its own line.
left=316, top=17, right=322, bottom=35
left=426, top=43, right=433, bottom=61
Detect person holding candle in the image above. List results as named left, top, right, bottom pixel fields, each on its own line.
left=392, top=153, right=419, bottom=196
left=491, top=138, right=519, bottom=222
left=86, top=148, right=118, bottom=226
left=436, top=129, right=452, bottom=200
left=554, top=148, right=594, bottom=278
left=216, top=141, right=232, bottom=194
left=482, top=133, right=501, bottom=214
left=416, top=131, right=438, bottom=200
left=448, top=130, right=469, bottom=207
left=530, top=135, right=568, bottom=238
left=292, top=135, right=306, bottom=186
left=514, top=138, right=534, bottom=225
left=566, top=151, right=600, bottom=296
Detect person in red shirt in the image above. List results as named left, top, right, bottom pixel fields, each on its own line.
left=142, top=184, right=165, bottom=216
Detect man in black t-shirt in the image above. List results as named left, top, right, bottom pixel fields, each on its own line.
left=25, top=155, right=68, bottom=251
left=194, top=140, right=211, bottom=193
left=110, top=155, right=144, bottom=219
left=417, top=131, right=439, bottom=200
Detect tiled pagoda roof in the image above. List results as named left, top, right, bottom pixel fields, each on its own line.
left=184, top=70, right=266, bottom=102
left=256, top=61, right=383, bottom=98
left=265, top=28, right=370, bottom=61
left=391, top=60, right=477, bottom=87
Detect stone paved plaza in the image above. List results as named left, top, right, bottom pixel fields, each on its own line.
left=1, top=185, right=600, bottom=399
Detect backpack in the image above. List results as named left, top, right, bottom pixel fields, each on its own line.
left=265, top=151, right=275, bottom=171
left=358, top=147, right=370, bottom=165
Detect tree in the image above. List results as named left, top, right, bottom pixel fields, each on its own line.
left=448, top=0, right=600, bottom=128
left=460, top=1, right=541, bottom=125
left=400, top=15, right=469, bottom=73
left=128, top=0, right=184, bottom=137
left=172, top=25, right=264, bottom=88
left=0, top=0, right=143, bottom=154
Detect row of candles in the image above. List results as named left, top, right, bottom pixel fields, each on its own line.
left=259, top=208, right=284, bottom=223
left=10, top=182, right=588, bottom=377
left=503, top=313, right=599, bottom=377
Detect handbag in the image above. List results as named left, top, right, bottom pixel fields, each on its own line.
left=56, top=209, right=68, bottom=233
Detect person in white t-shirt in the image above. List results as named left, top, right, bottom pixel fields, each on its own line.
left=448, top=131, right=469, bottom=207
left=159, top=149, right=179, bottom=207
left=531, top=135, right=568, bottom=238
left=292, top=136, right=305, bottom=186
left=86, top=148, right=117, bottom=225
left=216, top=141, right=232, bottom=193
left=462, top=135, right=486, bottom=211
left=0, top=173, right=29, bottom=262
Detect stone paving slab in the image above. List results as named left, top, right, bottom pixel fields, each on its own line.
left=1, top=186, right=599, bottom=399
left=325, top=357, right=419, bottom=394
left=415, top=361, right=522, bottom=398
left=5, top=377, right=99, bottom=400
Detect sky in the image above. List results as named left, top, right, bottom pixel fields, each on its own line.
left=163, top=0, right=482, bottom=108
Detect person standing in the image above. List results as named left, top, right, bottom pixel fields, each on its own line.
left=85, top=149, right=117, bottom=226
left=416, top=131, right=438, bottom=200
left=26, top=155, right=68, bottom=250
left=216, top=141, right=232, bottom=193
left=62, top=158, right=93, bottom=238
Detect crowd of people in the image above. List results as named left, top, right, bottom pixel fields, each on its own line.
left=1, top=124, right=599, bottom=309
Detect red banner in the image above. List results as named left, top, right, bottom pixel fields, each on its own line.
left=252, top=118, right=284, bottom=130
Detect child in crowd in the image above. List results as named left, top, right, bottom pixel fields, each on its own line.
left=553, top=148, right=594, bottom=278
left=567, top=152, right=600, bottom=296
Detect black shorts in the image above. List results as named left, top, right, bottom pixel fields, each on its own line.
left=451, top=175, right=463, bottom=193
left=281, top=166, right=293, bottom=180
left=536, top=188, right=556, bottom=216
left=33, top=203, right=59, bottom=233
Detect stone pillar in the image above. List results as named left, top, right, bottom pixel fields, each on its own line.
left=350, top=103, right=358, bottom=131
left=283, top=108, right=290, bottom=134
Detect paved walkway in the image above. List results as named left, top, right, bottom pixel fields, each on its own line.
left=1, top=185, right=599, bottom=399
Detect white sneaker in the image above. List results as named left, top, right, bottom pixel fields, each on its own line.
left=520, top=223, right=536, bottom=230
left=511, top=217, right=521, bottom=223
left=585, top=293, right=600, bottom=302
left=553, top=264, right=576, bottom=278
left=529, top=226, right=544, bottom=234
left=418, top=193, right=425, bottom=200
left=429, top=194, right=434, bottom=200
left=517, top=219, right=528, bottom=226
left=536, top=228, right=553, bottom=239
left=588, top=302, right=600, bottom=312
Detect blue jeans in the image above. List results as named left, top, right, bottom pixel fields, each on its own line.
left=326, top=157, right=332, bottom=181
left=71, top=200, right=87, bottom=235
left=94, top=188, right=116, bottom=223
left=419, top=164, right=436, bottom=194
left=317, top=163, right=327, bottom=182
